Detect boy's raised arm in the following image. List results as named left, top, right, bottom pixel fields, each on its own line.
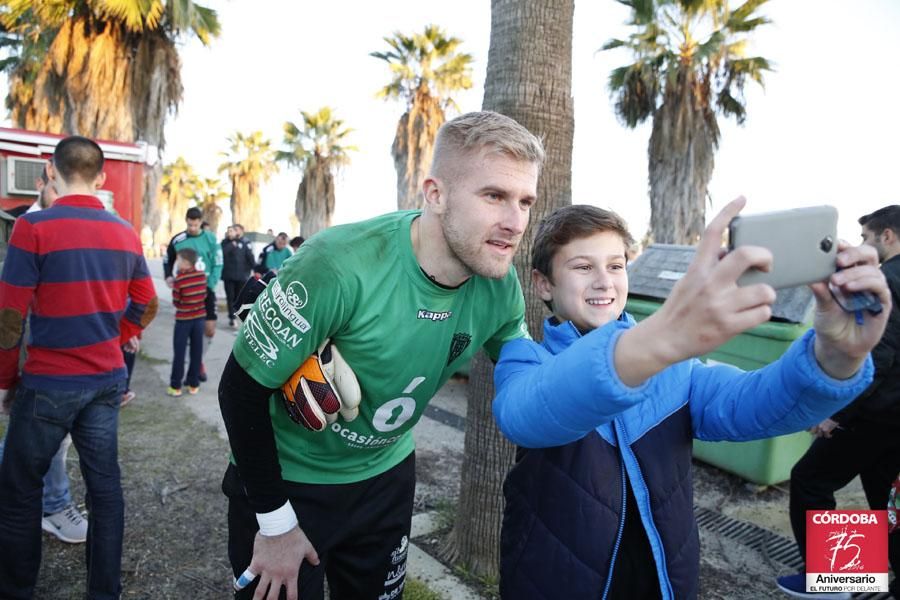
left=614, top=197, right=890, bottom=387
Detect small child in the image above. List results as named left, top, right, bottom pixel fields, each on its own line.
left=168, top=248, right=207, bottom=397
left=492, top=201, right=888, bottom=599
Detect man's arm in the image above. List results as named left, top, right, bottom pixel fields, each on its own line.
left=163, top=234, right=178, bottom=285
left=0, top=218, right=39, bottom=388
left=207, top=232, right=224, bottom=289
left=120, top=252, right=158, bottom=341
left=218, top=354, right=289, bottom=511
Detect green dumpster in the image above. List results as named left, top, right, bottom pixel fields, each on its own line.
left=626, top=245, right=817, bottom=485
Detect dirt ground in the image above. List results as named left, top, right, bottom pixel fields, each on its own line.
left=11, top=358, right=235, bottom=599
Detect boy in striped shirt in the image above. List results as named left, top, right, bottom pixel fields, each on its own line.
left=168, top=248, right=207, bottom=397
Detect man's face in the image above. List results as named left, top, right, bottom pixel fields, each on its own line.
left=437, top=151, right=538, bottom=279
left=234, top=226, right=244, bottom=238
left=186, top=217, right=202, bottom=236
left=226, top=227, right=235, bottom=240
left=861, top=225, right=886, bottom=262
left=275, top=236, right=287, bottom=250
left=35, top=177, right=58, bottom=209
left=534, top=231, right=629, bottom=332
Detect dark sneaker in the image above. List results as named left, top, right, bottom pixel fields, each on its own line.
left=776, top=573, right=851, bottom=599
left=42, top=504, right=87, bottom=544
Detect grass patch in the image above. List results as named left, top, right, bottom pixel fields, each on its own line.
left=405, top=577, right=445, bottom=600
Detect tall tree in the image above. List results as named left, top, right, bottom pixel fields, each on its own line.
left=157, top=156, right=200, bottom=243
left=444, top=0, right=575, bottom=578
left=276, top=107, right=355, bottom=239
left=371, top=25, right=473, bottom=210
left=198, top=177, right=228, bottom=234
left=605, top=0, right=772, bottom=244
left=0, top=0, right=220, bottom=235
left=218, top=131, right=278, bottom=234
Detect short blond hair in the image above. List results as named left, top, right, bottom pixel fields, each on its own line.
left=430, top=111, right=545, bottom=181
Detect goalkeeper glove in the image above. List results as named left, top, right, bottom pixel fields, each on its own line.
left=281, top=339, right=361, bottom=431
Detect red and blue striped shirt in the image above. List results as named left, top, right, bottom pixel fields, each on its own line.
left=0, top=194, right=158, bottom=390
left=172, top=268, right=207, bottom=320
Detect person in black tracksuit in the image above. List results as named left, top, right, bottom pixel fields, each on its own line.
left=221, top=225, right=255, bottom=327
left=785, top=205, right=900, bottom=598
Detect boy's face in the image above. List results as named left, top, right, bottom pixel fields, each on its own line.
left=533, top=231, right=629, bottom=332
left=176, top=257, right=193, bottom=272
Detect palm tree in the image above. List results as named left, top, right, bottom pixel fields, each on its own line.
left=157, top=156, right=200, bottom=245
left=445, top=0, right=574, bottom=578
left=604, top=0, right=772, bottom=244
left=276, top=107, right=356, bottom=239
left=371, top=25, right=473, bottom=210
left=0, top=0, right=220, bottom=235
left=218, top=131, right=278, bottom=234
left=198, top=177, right=229, bottom=235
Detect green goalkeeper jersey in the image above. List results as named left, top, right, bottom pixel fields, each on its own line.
left=233, top=211, right=528, bottom=484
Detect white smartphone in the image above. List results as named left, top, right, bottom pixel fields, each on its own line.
left=728, top=206, right=837, bottom=289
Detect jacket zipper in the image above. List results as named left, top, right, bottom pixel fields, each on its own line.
left=601, top=431, right=627, bottom=600
left=615, top=420, right=675, bottom=599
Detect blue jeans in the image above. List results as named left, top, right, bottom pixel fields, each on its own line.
left=170, top=317, right=204, bottom=389
left=0, top=433, right=73, bottom=514
left=0, top=381, right=125, bottom=600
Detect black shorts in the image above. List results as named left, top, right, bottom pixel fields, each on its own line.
left=223, top=452, right=415, bottom=600
left=205, top=288, right=217, bottom=321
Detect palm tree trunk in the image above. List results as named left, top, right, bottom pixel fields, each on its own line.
left=297, top=164, right=335, bottom=238
left=647, top=68, right=718, bottom=245
left=392, top=89, right=445, bottom=210
left=231, top=177, right=260, bottom=233
left=442, top=0, right=574, bottom=578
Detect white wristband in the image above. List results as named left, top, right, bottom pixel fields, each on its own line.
left=256, top=501, right=298, bottom=537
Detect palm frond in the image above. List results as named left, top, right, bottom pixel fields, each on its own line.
left=95, top=0, right=165, bottom=32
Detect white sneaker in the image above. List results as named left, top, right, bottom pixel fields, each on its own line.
left=42, top=503, right=87, bottom=543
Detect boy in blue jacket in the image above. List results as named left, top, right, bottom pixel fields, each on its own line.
left=493, top=198, right=890, bottom=600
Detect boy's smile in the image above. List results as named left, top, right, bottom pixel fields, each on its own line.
left=534, top=231, right=629, bottom=332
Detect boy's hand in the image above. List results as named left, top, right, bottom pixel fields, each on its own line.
left=808, top=242, right=889, bottom=379
left=616, top=196, right=777, bottom=386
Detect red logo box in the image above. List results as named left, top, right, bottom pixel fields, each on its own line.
left=806, top=510, right=888, bottom=593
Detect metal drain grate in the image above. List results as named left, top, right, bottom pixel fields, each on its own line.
left=694, top=506, right=894, bottom=599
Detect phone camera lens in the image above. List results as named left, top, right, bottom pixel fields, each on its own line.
left=820, top=236, right=833, bottom=253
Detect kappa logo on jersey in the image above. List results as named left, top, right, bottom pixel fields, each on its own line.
left=417, top=309, right=452, bottom=322
left=446, top=332, right=472, bottom=365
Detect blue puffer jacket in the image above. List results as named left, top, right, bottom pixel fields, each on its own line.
left=493, top=315, right=873, bottom=600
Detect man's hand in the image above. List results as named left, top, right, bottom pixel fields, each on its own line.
left=165, top=276, right=174, bottom=289
left=247, top=526, right=319, bottom=600
left=0, top=385, right=14, bottom=415
left=809, top=242, right=890, bottom=379
left=281, top=340, right=362, bottom=431
left=809, top=417, right=841, bottom=438
left=616, top=196, right=777, bottom=386
left=122, top=336, right=140, bottom=353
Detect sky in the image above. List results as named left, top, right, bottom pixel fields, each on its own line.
left=8, top=0, right=900, bottom=244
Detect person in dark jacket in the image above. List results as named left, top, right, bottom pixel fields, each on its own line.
left=492, top=201, right=890, bottom=600
left=221, top=224, right=255, bottom=327
left=778, top=204, right=900, bottom=599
